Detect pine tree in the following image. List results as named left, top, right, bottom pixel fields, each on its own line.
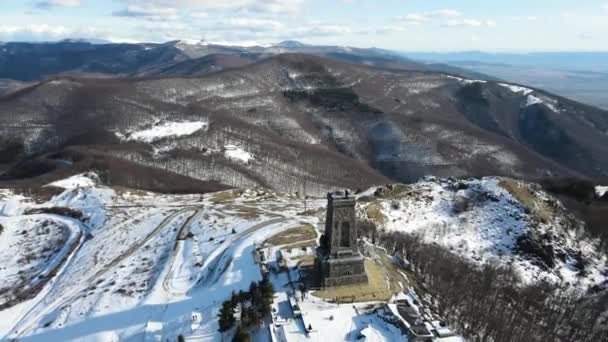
left=233, top=324, right=250, bottom=342
left=218, top=300, right=236, bottom=332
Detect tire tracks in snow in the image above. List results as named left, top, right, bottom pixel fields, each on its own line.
left=7, top=207, right=200, bottom=340
left=161, top=209, right=206, bottom=296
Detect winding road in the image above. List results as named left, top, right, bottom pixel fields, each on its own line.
left=6, top=207, right=202, bottom=341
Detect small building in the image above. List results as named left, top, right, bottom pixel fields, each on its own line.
left=289, top=296, right=302, bottom=318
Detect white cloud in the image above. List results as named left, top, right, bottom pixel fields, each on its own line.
left=442, top=19, right=496, bottom=28
left=303, top=24, right=353, bottom=36
left=121, top=0, right=305, bottom=15
left=603, top=3, right=608, bottom=12
left=190, top=12, right=208, bottom=19
left=511, top=16, right=537, bottom=21
left=0, top=24, right=75, bottom=41
left=397, top=9, right=461, bottom=24
left=113, top=4, right=179, bottom=21
left=224, top=18, right=284, bottom=31
left=35, top=0, right=81, bottom=9
left=429, top=9, right=462, bottom=18
left=396, top=13, right=428, bottom=24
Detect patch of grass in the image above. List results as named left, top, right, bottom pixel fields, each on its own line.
left=280, top=239, right=318, bottom=250
left=376, top=253, right=408, bottom=294
left=364, top=202, right=387, bottom=226
left=499, top=178, right=553, bottom=222
left=227, top=205, right=260, bottom=219
left=209, top=190, right=242, bottom=204
left=266, top=224, right=317, bottom=246
left=313, top=258, right=404, bottom=303
left=294, top=255, right=316, bottom=267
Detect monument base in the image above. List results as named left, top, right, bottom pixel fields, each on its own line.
left=322, top=253, right=368, bottom=287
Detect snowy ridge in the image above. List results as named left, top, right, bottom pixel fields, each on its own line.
left=361, top=177, right=608, bottom=289
left=445, top=75, right=487, bottom=85
left=498, top=83, right=533, bottom=95
left=498, top=82, right=561, bottom=112
left=526, top=94, right=561, bottom=112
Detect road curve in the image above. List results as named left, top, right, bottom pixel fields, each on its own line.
left=7, top=207, right=201, bottom=340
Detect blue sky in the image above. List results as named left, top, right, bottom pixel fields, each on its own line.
left=1, top=0, right=607, bottom=51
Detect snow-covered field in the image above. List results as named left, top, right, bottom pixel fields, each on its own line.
left=2, top=173, right=605, bottom=341
left=360, top=177, right=608, bottom=288
left=0, top=175, right=332, bottom=341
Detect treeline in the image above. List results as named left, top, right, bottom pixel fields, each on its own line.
left=376, top=231, right=608, bottom=342
left=540, top=177, right=608, bottom=249
left=109, top=121, right=388, bottom=195
left=218, top=274, right=274, bottom=342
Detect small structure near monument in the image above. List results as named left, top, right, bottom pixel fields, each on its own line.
left=320, top=190, right=368, bottom=287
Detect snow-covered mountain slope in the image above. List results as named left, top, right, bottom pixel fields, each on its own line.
left=359, top=177, right=608, bottom=289
left=2, top=54, right=608, bottom=196
left=0, top=173, right=606, bottom=341
left=0, top=175, right=333, bottom=341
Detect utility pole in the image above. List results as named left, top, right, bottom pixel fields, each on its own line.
left=304, top=178, right=307, bottom=212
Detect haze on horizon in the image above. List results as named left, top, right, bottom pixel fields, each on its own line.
left=1, top=0, right=608, bottom=52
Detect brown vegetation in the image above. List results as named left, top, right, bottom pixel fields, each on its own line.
left=377, top=231, right=608, bottom=342
left=265, top=224, right=317, bottom=246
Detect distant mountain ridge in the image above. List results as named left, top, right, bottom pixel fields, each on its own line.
left=404, top=51, right=608, bottom=110
left=0, top=40, right=487, bottom=82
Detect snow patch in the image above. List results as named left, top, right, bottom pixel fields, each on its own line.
left=597, top=186, right=608, bottom=198
left=445, top=75, right=487, bottom=85
left=526, top=94, right=560, bottom=112
left=46, top=172, right=100, bottom=189
left=224, top=145, right=254, bottom=163
left=498, top=83, right=534, bottom=95
left=117, top=121, right=208, bottom=143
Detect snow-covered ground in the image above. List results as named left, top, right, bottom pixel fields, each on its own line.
left=0, top=175, right=328, bottom=341
left=595, top=186, right=607, bottom=198
left=360, top=177, right=608, bottom=288
left=2, top=173, right=605, bottom=341
left=224, top=144, right=254, bottom=163
left=116, top=121, right=208, bottom=143
left=47, top=172, right=100, bottom=189
left=262, top=249, right=406, bottom=342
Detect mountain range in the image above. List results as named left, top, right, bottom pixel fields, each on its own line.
left=1, top=40, right=607, bottom=194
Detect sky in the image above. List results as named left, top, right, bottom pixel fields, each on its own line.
left=1, top=0, right=608, bottom=51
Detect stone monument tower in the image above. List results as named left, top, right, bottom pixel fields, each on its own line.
left=321, top=190, right=367, bottom=287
